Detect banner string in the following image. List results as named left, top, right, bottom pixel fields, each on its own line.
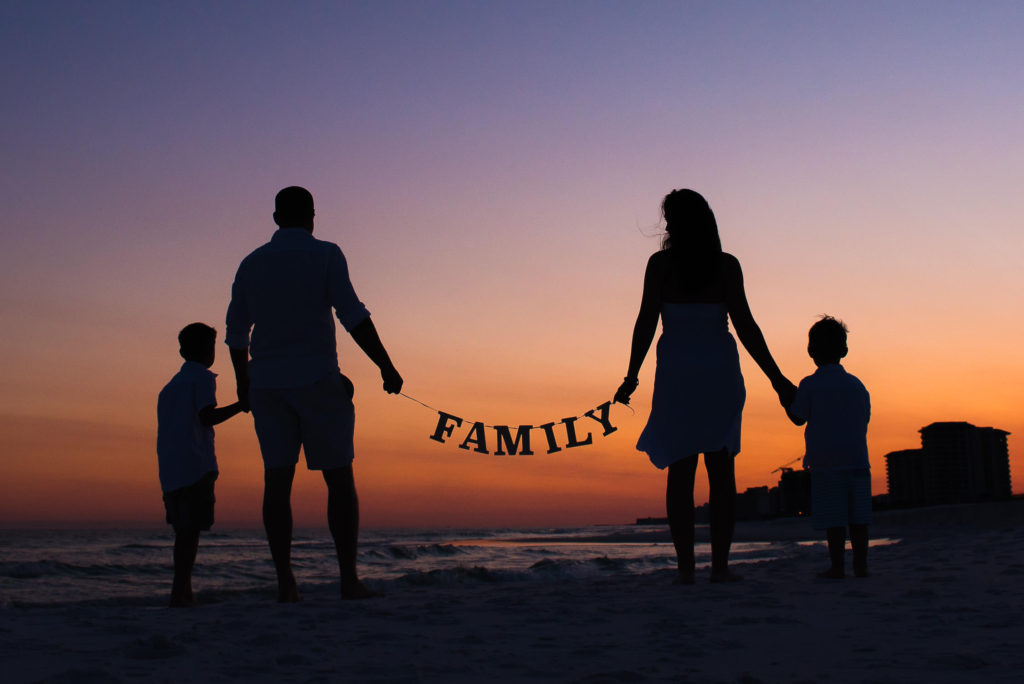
left=398, top=391, right=634, bottom=430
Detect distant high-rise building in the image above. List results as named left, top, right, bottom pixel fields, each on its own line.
left=778, top=468, right=812, bottom=516
left=885, top=421, right=1011, bottom=506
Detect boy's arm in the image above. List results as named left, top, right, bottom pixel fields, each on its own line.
left=199, top=401, right=245, bottom=427
left=229, top=347, right=251, bottom=410
left=786, top=382, right=808, bottom=426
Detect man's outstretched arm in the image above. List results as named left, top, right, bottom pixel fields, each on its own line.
left=349, top=318, right=403, bottom=394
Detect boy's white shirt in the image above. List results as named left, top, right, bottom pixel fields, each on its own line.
left=790, top=363, right=870, bottom=471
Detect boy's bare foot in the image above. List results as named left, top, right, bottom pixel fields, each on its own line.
left=709, top=569, right=742, bottom=583
left=817, top=567, right=845, bottom=579
left=853, top=566, right=870, bottom=578
left=341, top=580, right=383, bottom=600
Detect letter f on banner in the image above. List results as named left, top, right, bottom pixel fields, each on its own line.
left=430, top=411, right=464, bottom=443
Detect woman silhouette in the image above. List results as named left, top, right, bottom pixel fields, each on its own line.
left=615, top=189, right=794, bottom=584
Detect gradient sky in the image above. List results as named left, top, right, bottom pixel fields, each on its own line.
left=2, top=1, right=1022, bottom=528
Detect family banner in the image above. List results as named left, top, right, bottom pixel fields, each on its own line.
left=411, top=398, right=625, bottom=455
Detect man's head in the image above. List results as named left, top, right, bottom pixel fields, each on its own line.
left=273, top=186, right=315, bottom=231
left=179, top=322, right=217, bottom=368
left=807, top=315, right=848, bottom=367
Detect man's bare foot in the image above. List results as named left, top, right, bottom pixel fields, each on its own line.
left=709, top=569, right=742, bottom=583
left=853, top=565, right=870, bottom=578
left=673, top=570, right=696, bottom=585
left=817, top=567, right=845, bottom=579
left=341, top=580, right=383, bottom=600
left=277, top=573, right=301, bottom=603
left=168, top=595, right=195, bottom=608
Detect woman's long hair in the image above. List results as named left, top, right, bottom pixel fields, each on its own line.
left=660, top=189, right=722, bottom=285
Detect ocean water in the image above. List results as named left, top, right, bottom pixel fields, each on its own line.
left=0, top=526, right=804, bottom=607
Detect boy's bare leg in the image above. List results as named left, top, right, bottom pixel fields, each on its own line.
left=170, top=530, right=199, bottom=607
left=707, top=450, right=741, bottom=582
left=850, top=524, right=869, bottom=577
left=263, top=465, right=300, bottom=602
left=819, top=527, right=846, bottom=578
left=666, top=457, right=699, bottom=584
left=324, top=465, right=379, bottom=599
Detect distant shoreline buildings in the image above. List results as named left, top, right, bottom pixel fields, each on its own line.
left=637, top=420, right=1013, bottom=525
left=885, top=421, right=1012, bottom=507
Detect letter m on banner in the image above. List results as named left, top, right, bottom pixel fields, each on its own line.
left=493, top=425, right=534, bottom=455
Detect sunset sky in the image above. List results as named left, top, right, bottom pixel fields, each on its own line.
left=2, top=1, right=1022, bottom=528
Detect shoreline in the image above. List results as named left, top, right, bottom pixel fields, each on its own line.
left=4, top=500, right=1024, bottom=682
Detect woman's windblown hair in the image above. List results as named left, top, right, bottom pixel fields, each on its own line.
left=660, top=189, right=722, bottom=283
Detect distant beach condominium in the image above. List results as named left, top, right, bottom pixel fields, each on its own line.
left=885, top=421, right=1012, bottom=507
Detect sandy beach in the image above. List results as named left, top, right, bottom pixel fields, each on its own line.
left=4, top=501, right=1023, bottom=683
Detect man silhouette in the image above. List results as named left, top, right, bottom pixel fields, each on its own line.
left=226, top=186, right=402, bottom=601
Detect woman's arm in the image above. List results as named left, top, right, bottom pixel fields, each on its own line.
left=614, top=253, right=665, bottom=404
left=722, top=253, right=795, bottom=403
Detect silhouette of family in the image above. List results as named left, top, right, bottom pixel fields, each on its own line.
left=156, top=187, right=871, bottom=606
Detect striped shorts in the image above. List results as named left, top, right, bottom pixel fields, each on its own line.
left=811, top=468, right=872, bottom=530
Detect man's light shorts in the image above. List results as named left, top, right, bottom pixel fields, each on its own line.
left=251, top=372, right=355, bottom=471
left=811, top=468, right=872, bottom=530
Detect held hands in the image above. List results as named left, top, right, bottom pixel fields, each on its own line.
left=772, top=377, right=797, bottom=409
left=614, top=376, right=639, bottom=405
left=382, top=365, right=403, bottom=395
left=236, top=381, right=251, bottom=413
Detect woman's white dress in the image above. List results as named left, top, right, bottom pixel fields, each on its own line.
left=636, top=302, right=746, bottom=468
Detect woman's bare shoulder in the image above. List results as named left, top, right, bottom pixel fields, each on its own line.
left=720, top=252, right=742, bottom=276
left=645, top=249, right=672, bottom=273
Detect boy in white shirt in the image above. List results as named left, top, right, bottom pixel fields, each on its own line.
left=786, top=316, right=871, bottom=578
left=157, top=323, right=246, bottom=606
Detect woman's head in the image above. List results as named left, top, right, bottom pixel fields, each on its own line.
left=661, top=189, right=721, bottom=255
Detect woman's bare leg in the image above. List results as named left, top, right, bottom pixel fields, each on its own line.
left=706, top=449, right=740, bottom=582
left=666, top=456, right=699, bottom=584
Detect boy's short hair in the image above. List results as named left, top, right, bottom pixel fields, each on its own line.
left=808, top=315, right=848, bottom=362
left=178, top=323, right=216, bottom=361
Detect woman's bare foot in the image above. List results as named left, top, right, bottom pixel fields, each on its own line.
left=709, top=569, right=742, bottom=583
left=817, top=567, right=845, bottom=579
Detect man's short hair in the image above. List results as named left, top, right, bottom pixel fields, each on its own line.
left=275, top=186, right=315, bottom=224
left=179, top=322, right=216, bottom=360
left=808, top=315, right=848, bottom=361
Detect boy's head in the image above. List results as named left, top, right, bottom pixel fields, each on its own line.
left=178, top=323, right=217, bottom=367
left=807, top=315, right=848, bottom=366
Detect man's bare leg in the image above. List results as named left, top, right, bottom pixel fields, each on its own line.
left=323, top=465, right=379, bottom=599
left=263, top=465, right=300, bottom=602
left=170, top=530, right=199, bottom=607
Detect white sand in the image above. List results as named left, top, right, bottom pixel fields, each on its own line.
left=4, top=501, right=1024, bottom=683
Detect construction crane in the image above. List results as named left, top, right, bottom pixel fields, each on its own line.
left=770, top=456, right=802, bottom=473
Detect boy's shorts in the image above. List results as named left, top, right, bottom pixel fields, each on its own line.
left=811, top=468, right=872, bottom=530
left=163, top=471, right=218, bottom=533
left=250, top=372, right=355, bottom=471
